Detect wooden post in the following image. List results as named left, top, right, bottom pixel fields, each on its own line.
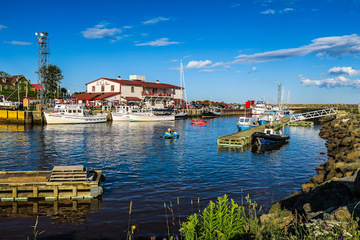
left=72, top=187, right=77, bottom=197
left=33, top=186, right=38, bottom=197
left=53, top=186, right=58, bottom=197
left=12, top=187, right=18, bottom=198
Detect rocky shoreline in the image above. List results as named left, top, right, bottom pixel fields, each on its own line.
left=263, top=112, right=360, bottom=225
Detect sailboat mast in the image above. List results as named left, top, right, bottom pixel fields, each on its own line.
left=180, top=60, right=188, bottom=108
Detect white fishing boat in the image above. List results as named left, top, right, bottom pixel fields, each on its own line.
left=44, top=104, right=107, bottom=124
left=129, top=108, right=175, bottom=122
left=252, top=100, right=266, bottom=115
left=111, top=105, right=139, bottom=122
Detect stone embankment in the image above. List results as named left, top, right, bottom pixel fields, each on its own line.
left=263, top=112, right=360, bottom=225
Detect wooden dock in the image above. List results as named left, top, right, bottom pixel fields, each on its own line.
left=217, top=118, right=289, bottom=148
left=0, top=165, right=104, bottom=202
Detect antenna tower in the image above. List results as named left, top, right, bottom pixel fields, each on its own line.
left=35, top=32, right=50, bottom=104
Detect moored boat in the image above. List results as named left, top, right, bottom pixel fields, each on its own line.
left=251, top=127, right=290, bottom=145
left=111, top=105, right=139, bottom=121
left=129, top=108, right=175, bottom=122
left=237, top=116, right=256, bottom=131
left=174, top=110, right=188, bottom=119
left=44, top=104, right=107, bottom=124
left=201, top=108, right=221, bottom=118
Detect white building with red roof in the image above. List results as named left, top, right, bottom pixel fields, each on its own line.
left=76, top=75, right=184, bottom=108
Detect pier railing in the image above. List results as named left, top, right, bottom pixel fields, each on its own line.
left=289, top=108, right=337, bottom=122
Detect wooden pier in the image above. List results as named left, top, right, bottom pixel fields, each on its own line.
left=0, top=165, right=104, bottom=202
left=217, top=119, right=288, bottom=148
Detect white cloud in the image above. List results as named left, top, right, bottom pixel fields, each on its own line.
left=328, top=67, right=360, bottom=77
left=261, top=9, right=275, bottom=14
left=135, top=38, right=180, bottom=47
left=143, top=17, right=169, bottom=25
left=299, top=74, right=360, bottom=88
left=186, top=60, right=212, bottom=69
left=199, top=69, right=216, bottom=72
left=82, top=23, right=122, bottom=41
left=248, top=66, right=257, bottom=73
left=284, top=8, right=294, bottom=12
left=0, top=25, right=7, bottom=30
left=4, top=41, right=32, bottom=45
left=232, top=34, right=360, bottom=64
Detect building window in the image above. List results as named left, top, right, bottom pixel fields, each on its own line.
left=111, top=85, right=114, bottom=91
left=92, top=86, right=95, bottom=92
left=101, top=86, right=105, bottom=92
left=131, top=87, right=134, bottom=93
left=173, top=89, right=176, bottom=95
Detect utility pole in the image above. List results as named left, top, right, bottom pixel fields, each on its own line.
left=35, top=32, right=50, bottom=105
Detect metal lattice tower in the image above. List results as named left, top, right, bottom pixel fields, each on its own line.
left=35, top=32, right=50, bottom=104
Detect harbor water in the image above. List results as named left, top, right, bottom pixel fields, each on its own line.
left=0, top=117, right=328, bottom=239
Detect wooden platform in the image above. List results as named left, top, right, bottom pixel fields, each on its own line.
left=217, top=118, right=288, bottom=147
left=0, top=165, right=104, bottom=202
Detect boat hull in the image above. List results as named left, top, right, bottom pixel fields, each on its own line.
left=44, top=113, right=107, bottom=124
left=111, top=112, right=130, bottom=122
left=201, top=110, right=221, bottom=118
left=251, top=132, right=290, bottom=145
left=237, top=124, right=253, bottom=131
left=129, top=114, right=175, bottom=122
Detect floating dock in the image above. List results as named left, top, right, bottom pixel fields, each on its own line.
left=217, top=119, right=288, bottom=148
left=0, top=165, right=104, bottom=202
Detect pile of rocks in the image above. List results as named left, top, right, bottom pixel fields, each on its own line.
left=262, top=112, right=360, bottom=225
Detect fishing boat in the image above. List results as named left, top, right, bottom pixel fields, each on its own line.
left=129, top=108, right=175, bottom=122
left=111, top=105, right=139, bottom=121
left=252, top=100, right=266, bottom=115
left=201, top=108, right=221, bottom=118
left=237, top=116, right=256, bottom=131
left=44, top=104, right=107, bottom=124
left=174, top=110, right=188, bottom=119
left=251, top=127, right=290, bottom=145
left=191, top=118, right=209, bottom=125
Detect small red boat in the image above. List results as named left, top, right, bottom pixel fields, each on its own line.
left=191, top=119, right=209, bottom=125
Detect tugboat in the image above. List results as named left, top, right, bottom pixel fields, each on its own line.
left=251, top=127, right=290, bottom=145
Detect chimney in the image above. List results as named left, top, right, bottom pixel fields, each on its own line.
left=156, top=80, right=159, bottom=83
left=117, top=76, right=121, bottom=80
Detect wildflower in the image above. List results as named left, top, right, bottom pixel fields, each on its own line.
left=245, top=225, right=250, bottom=231
left=327, top=226, right=332, bottom=230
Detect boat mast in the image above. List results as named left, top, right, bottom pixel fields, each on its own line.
left=180, top=59, right=188, bottom=108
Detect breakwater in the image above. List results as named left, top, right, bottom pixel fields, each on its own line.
left=271, top=112, right=360, bottom=224
left=0, top=110, right=43, bottom=125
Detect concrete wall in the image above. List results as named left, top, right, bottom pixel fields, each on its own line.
left=0, top=110, right=43, bottom=125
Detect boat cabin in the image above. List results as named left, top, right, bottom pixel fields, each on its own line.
left=53, top=104, right=84, bottom=115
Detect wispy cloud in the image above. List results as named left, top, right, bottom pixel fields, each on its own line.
left=82, top=23, right=122, bottom=42
left=300, top=74, right=360, bottom=88
left=135, top=38, right=180, bottom=47
left=261, top=8, right=294, bottom=14
left=4, top=41, right=32, bottom=45
left=328, top=66, right=360, bottom=76
left=261, top=9, right=275, bottom=14
left=248, top=66, right=257, bottom=73
left=0, top=25, right=7, bottom=30
left=186, top=60, right=212, bottom=68
left=143, top=17, right=169, bottom=25
left=232, top=34, right=360, bottom=64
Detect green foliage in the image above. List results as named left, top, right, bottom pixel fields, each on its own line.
left=181, top=194, right=247, bottom=240
left=0, top=71, right=11, bottom=78
left=36, top=64, right=63, bottom=100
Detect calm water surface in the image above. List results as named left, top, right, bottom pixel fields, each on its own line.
left=0, top=117, right=327, bottom=239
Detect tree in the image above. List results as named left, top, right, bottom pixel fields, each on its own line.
left=0, top=71, right=11, bottom=78
left=36, top=64, right=63, bottom=101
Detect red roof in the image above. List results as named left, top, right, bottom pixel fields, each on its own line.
left=124, top=97, right=142, bottom=101
left=75, top=92, right=120, bottom=101
left=31, top=84, right=44, bottom=90
left=93, top=92, right=120, bottom=100
left=86, top=78, right=182, bottom=89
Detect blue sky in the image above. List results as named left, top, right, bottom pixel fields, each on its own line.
left=1, top=0, right=360, bottom=104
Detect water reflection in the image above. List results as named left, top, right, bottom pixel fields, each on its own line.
left=0, top=119, right=328, bottom=239
left=251, top=141, right=289, bottom=154
left=0, top=199, right=102, bottom=224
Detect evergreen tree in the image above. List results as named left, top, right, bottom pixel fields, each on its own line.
left=0, top=71, right=11, bottom=78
